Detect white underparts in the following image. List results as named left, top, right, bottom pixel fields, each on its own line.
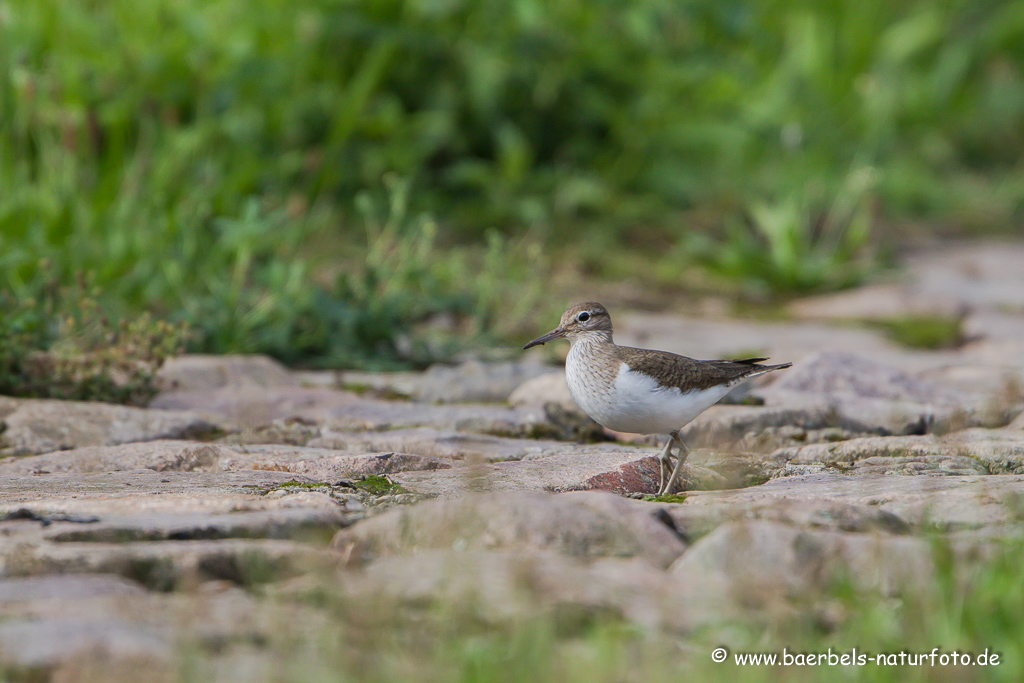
left=567, top=358, right=736, bottom=435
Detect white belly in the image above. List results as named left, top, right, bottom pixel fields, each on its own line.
left=567, top=359, right=733, bottom=435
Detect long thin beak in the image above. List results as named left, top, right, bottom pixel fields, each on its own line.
left=523, top=327, right=566, bottom=350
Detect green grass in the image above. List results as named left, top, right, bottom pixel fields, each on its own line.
left=642, top=493, right=688, bottom=504
left=872, top=315, right=967, bottom=350
left=350, top=475, right=406, bottom=495
left=0, top=283, right=187, bottom=404
left=2, top=0, right=1023, bottom=368
left=276, top=480, right=332, bottom=490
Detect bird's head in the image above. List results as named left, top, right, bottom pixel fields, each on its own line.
left=523, top=302, right=612, bottom=349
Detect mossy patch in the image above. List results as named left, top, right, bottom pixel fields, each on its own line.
left=352, top=475, right=406, bottom=495
left=277, top=480, right=332, bottom=489
left=871, top=315, right=966, bottom=350
left=742, top=474, right=771, bottom=488
left=641, top=493, right=687, bottom=504
left=340, top=383, right=410, bottom=401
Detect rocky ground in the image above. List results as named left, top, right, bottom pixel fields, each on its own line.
left=1, top=242, right=1024, bottom=680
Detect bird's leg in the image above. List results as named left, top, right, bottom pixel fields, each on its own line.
left=660, top=431, right=690, bottom=496
left=656, top=435, right=676, bottom=497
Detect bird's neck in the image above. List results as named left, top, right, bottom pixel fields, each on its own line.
left=565, top=331, right=619, bottom=397
left=570, top=330, right=613, bottom=348
left=568, top=331, right=615, bottom=363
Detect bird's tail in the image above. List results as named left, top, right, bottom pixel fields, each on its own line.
left=731, top=357, right=792, bottom=378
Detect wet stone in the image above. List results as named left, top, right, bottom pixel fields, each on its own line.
left=389, top=450, right=723, bottom=497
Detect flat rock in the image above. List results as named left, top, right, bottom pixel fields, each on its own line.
left=334, top=491, right=686, bottom=568
left=151, top=387, right=547, bottom=435
left=611, top=309, right=1005, bottom=383
left=0, top=440, right=452, bottom=484
left=149, top=386, right=363, bottom=429
left=918, top=358, right=1024, bottom=398
left=962, top=309, right=1024, bottom=344
left=336, top=549, right=712, bottom=633
left=762, top=350, right=967, bottom=404
left=905, top=240, right=1024, bottom=311
left=679, top=404, right=882, bottom=451
left=753, top=351, right=985, bottom=434
left=788, top=241, right=1024, bottom=321
left=0, top=399, right=220, bottom=456
left=0, top=616, right=172, bottom=670
left=39, top=507, right=350, bottom=543
left=670, top=520, right=934, bottom=601
left=508, top=371, right=577, bottom=410
left=774, top=429, right=1024, bottom=475
left=0, top=469, right=329, bottom=516
left=316, top=400, right=550, bottom=437
left=680, top=472, right=1024, bottom=530
left=0, top=576, right=330, bottom=682
left=659, top=497, right=911, bottom=540
left=221, top=447, right=453, bottom=479
left=1, top=538, right=343, bottom=590
left=331, top=369, right=420, bottom=397
left=157, top=354, right=295, bottom=392
left=303, top=427, right=582, bottom=462
left=613, top=312, right=898, bottom=370
left=0, top=574, right=147, bottom=603
left=787, top=282, right=963, bottom=321
left=0, top=440, right=234, bottom=475
left=414, top=359, right=556, bottom=403
left=390, top=450, right=721, bottom=497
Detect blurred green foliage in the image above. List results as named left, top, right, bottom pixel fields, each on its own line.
left=873, top=314, right=967, bottom=350
left=2, top=0, right=1023, bottom=367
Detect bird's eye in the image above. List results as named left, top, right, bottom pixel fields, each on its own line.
left=577, top=312, right=591, bottom=322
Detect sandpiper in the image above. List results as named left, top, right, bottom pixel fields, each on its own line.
left=524, top=302, right=791, bottom=496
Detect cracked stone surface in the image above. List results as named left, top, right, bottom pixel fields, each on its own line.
left=333, top=491, right=687, bottom=569
left=0, top=399, right=220, bottom=456
left=3, top=240, right=1024, bottom=678
left=773, top=428, right=1024, bottom=474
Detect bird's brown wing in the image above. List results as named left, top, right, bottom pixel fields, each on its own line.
left=615, top=347, right=791, bottom=391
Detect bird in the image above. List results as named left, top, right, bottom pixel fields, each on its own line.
left=523, top=302, right=791, bottom=496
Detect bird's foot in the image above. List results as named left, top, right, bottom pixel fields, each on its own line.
left=660, top=433, right=690, bottom=497
left=656, top=437, right=676, bottom=497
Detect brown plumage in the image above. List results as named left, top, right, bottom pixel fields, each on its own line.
left=523, top=300, right=793, bottom=496
left=616, top=348, right=791, bottom=391
left=523, top=300, right=790, bottom=392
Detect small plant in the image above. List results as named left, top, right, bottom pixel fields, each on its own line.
left=351, top=475, right=405, bottom=495
left=277, top=480, right=333, bottom=489
left=871, top=314, right=966, bottom=350
left=0, top=284, right=187, bottom=405
left=642, top=493, right=687, bottom=504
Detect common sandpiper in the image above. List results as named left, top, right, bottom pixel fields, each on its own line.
left=524, top=302, right=791, bottom=496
